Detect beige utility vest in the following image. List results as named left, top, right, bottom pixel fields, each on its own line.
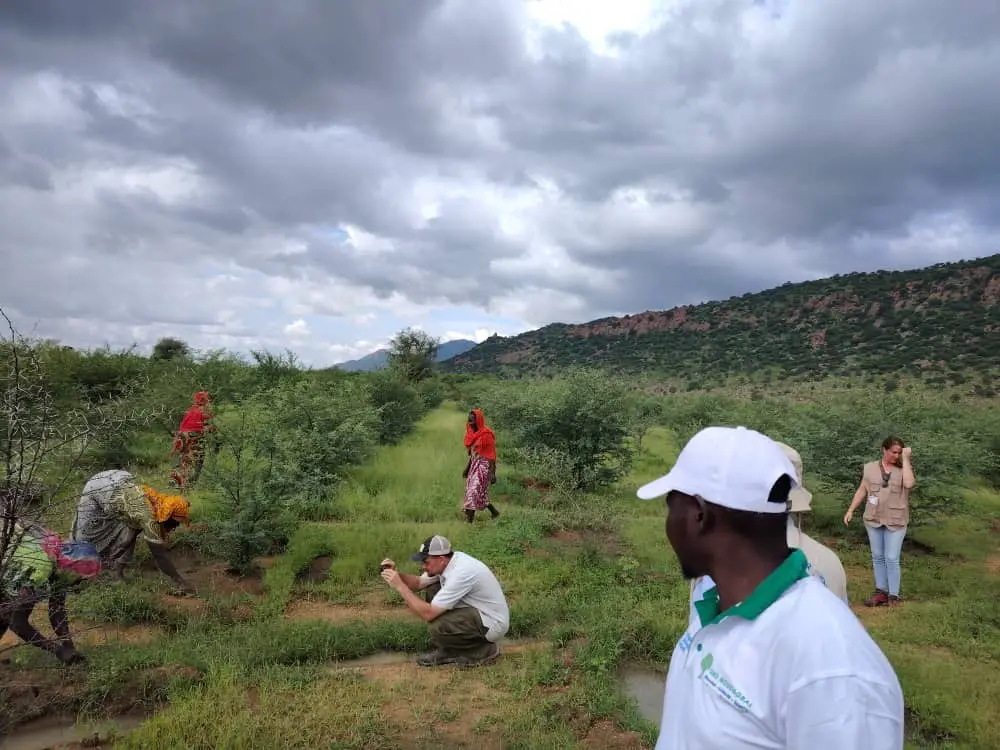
left=861, top=460, right=910, bottom=529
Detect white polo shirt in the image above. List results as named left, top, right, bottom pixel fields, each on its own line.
left=659, top=550, right=903, bottom=749
left=691, top=524, right=849, bottom=606
left=427, top=551, right=510, bottom=643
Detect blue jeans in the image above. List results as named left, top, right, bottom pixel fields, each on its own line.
left=866, top=524, right=906, bottom=596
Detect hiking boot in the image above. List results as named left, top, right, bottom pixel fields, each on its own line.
left=416, top=650, right=462, bottom=667
left=863, top=589, right=888, bottom=607
left=456, top=642, right=502, bottom=668
left=887, top=595, right=903, bottom=607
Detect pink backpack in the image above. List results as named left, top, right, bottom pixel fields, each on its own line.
left=38, top=531, right=102, bottom=580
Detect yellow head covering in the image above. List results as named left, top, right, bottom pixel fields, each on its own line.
left=143, top=486, right=192, bottom=526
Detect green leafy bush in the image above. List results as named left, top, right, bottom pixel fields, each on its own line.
left=201, top=407, right=295, bottom=574
left=199, top=378, right=382, bottom=569
left=365, top=371, right=426, bottom=445
left=415, top=377, right=446, bottom=410
left=247, top=378, right=381, bottom=516
left=479, top=369, right=634, bottom=492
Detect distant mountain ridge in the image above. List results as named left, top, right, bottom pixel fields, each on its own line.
left=336, top=338, right=477, bottom=372
left=444, top=254, right=1000, bottom=385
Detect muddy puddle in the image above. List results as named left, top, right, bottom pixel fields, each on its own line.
left=620, top=666, right=665, bottom=726
left=0, top=714, right=144, bottom=750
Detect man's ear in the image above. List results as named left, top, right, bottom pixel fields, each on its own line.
left=694, top=502, right=715, bottom=536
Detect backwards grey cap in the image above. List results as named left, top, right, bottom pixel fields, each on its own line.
left=410, top=535, right=452, bottom=562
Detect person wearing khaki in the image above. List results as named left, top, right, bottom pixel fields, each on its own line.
left=779, top=442, right=849, bottom=604
left=690, top=441, right=849, bottom=605
left=844, top=437, right=915, bottom=607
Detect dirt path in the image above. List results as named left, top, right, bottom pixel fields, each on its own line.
left=284, top=590, right=413, bottom=625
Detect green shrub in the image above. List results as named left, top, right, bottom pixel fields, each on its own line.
left=247, top=378, right=380, bottom=516
left=365, top=371, right=426, bottom=445
left=479, top=369, right=634, bottom=492
left=415, top=378, right=446, bottom=410
left=200, top=406, right=296, bottom=573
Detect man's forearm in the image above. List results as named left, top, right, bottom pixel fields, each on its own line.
left=397, top=572, right=426, bottom=592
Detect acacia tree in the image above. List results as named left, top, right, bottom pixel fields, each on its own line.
left=626, top=394, right=664, bottom=451
left=151, top=337, right=191, bottom=362
left=386, top=328, right=439, bottom=383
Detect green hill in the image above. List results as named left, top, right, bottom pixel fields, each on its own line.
left=444, top=253, right=1000, bottom=385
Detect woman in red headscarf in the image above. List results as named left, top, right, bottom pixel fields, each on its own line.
left=169, top=391, right=215, bottom=488
left=462, top=408, right=501, bottom=523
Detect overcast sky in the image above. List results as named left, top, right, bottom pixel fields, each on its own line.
left=1, top=1, right=998, bottom=365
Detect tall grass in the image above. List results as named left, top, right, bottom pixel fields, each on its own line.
left=3, top=392, right=999, bottom=749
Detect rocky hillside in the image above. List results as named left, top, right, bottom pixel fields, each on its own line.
left=445, top=254, right=1000, bottom=385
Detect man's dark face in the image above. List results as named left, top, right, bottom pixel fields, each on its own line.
left=665, top=491, right=709, bottom=580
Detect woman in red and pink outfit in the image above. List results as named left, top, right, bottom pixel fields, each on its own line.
left=169, top=391, right=215, bottom=488
left=462, top=409, right=501, bottom=523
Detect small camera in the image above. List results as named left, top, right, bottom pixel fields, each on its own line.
left=379, top=563, right=392, bottom=572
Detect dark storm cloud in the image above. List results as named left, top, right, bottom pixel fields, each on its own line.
left=1, top=0, right=999, bottom=348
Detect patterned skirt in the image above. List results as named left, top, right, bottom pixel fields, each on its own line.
left=169, top=430, right=205, bottom=488
left=463, top=455, right=492, bottom=511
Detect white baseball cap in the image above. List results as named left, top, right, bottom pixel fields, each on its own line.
left=636, top=426, right=799, bottom=514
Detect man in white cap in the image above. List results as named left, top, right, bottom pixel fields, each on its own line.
left=380, top=534, right=509, bottom=667
left=638, top=425, right=903, bottom=749
left=689, top=441, right=849, bottom=606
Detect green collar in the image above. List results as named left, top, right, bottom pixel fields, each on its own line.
left=694, top=548, right=809, bottom=627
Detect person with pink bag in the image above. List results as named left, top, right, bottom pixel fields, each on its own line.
left=1, top=520, right=102, bottom=664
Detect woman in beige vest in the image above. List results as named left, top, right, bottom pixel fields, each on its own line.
left=843, top=436, right=915, bottom=607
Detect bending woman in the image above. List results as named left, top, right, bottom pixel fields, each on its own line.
left=70, top=469, right=195, bottom=594
left=462, top=409, right=500, bottom=523
left=1, top=522, right=101, bottom=664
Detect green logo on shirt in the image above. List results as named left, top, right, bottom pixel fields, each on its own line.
left=699, top=653, right=714, bottom=677
left=697, top=651, right=753, bottom=714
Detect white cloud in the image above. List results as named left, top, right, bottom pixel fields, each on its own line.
left=282, top=319, right=310, bottom=337
left=442, top=328, right=494, bottom=343
left=525, top=0, right=659, bottom=56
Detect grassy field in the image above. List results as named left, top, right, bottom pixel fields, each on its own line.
left=2, top=403, right=999, bottom=748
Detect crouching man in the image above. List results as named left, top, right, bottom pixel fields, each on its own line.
left=380, top=535, right=509, bottom=667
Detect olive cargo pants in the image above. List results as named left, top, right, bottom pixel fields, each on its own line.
left=423, top=581, right=493, bottom=659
